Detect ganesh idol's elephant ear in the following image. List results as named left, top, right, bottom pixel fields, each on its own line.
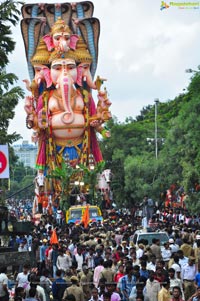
left=21, top=18, right=45, bottom=81
left=44, top=3, right=72, bottom=28
left=78, top=17, right=100, bottom=79
left=21, top=3, right=45, bottom=19
left=71, top=1, right=94, bottom=33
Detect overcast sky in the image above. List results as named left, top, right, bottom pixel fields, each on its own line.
left=8, top=0, right=200, bottom=143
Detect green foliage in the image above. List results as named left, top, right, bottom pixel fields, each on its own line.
left=79, top=161, right=105, bottom=184
left=3, top=163, right=35, bottom=202
left=185, top=193, right=200, bottom=213
left=101, top=68, right=200, bottom=212
left=47, top=160, right=79, bottom=209
left=187, top=68, right=200, bottom=98
left=0, top=0, right=23, bottom=68
left=0, top=1, right=24, bottom=201
left=47, top=160, right=105, bottom=209
left=0, top=0, right=24, bottom=140
left=76, top=161, right=105, bottom=204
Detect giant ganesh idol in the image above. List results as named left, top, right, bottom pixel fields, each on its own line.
left=21, top=2, right=112, bottom=202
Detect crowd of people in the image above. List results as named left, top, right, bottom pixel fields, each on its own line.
left=1, top=199, right=200, bottom=301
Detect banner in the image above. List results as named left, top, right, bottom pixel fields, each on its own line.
left=50, top=229, right=59, bottom=245
left=81, top=205, right=90, bottom=228
left=0, top=145, right=10, bottom=179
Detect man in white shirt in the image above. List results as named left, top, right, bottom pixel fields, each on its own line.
left=18, top=240, right=29, bottom=252
left=147, top=255, right=157, bottom=272
left=182, top=257, right=196, bottom=301
left=73, top=247, right=84, bottom=272
left=136, top=244, right=144, bottom=259
left=88, top=287, right=103, bottom=301
left=56, top=248, right=72, bottom=274
left=162, top=242, right=172, bottom=267
left=177, top=250, right=188, bottom=269
left=146, top=271, right=160, bottom=301
left=168, top=268, right=184, bottom=299
left=15, top=264, right=30, bottom=289
left=68, top=240, right=75, bottom=255
left=56, top=208, right=62, bottom=225
left=0, top=267, right=9, bottom=301
left=169, top=238, right=179, bottom=253
left=85, top=247, right=95, bottom=270
left=26, top=274, right=46, bottom=301
left=171, top=255, right=181, bottom=279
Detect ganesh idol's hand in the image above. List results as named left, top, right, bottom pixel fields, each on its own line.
left=23, top=79, right=31, bottom=91
left=95, top=124, right=111, bottom=138
left=104, top=130, right=111, bottom=138
left=24, top=95, right=34, bottom=114
left=100, top=128, right=111, bottom=138
left=31, top=131, right=39, bottom=143
left=90, top=119, right=102, bottom=128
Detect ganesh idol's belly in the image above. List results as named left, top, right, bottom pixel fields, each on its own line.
left=51, top=113, right=85, bottom=143
left=49, top=96, right=85, bottom=146
left=49, top=94, right=85, bottom=146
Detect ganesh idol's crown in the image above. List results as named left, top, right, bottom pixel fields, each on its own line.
left=51, top=17, right=72, bottom=36
left=48, top=49, right=77, bottom=63
left=31, top=38, right=50, bottom=66
left=75, top=36, right=93, bottom=63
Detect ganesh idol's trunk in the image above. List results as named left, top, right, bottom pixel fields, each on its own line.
left=60, top=73, right=74, bottom=124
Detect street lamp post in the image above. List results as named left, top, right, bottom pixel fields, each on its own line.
left=146, top=99, right=163, bottom=159
left=154, top=99, right=159, bottom=160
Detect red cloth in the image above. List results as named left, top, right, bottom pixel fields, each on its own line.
left=42, top=195, right=49, bottom=208
left=114, top=272, right=124, bottom=283
left=89, top=95, right=103, bottom=162
left=112, top=252, right=121, bottom=262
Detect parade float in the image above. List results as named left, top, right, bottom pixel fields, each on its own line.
left=21, top=1, right=112, bottom=211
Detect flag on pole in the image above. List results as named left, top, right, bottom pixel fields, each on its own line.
left=81, top=205, right=90, bottom=228
left=0, top=145, right=9, bottom=179
left=50, top=229, right=58, bottom=245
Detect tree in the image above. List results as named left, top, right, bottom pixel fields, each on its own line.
left=5, top=161, right=35, bottom=199
left=0, top=1, right=24, bottom=145
left=101, top=72, right=200, bottom=211
left=0, top=0, right=20, bottom=68
left=0, top=1, right=24, bottom=202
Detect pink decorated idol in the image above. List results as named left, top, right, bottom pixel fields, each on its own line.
left=48, top=51, right=85, bottom=150
left=43, top=18, right=78, bottom=53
